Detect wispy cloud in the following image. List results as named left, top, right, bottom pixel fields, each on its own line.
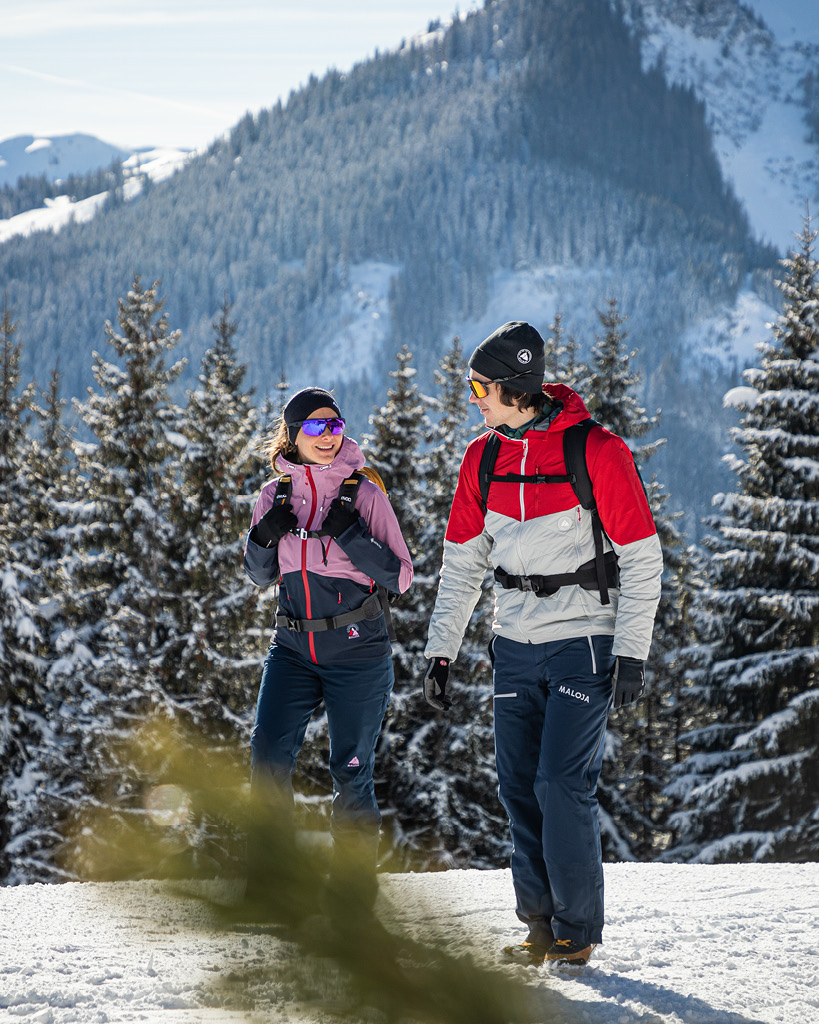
left=4, top=1, right=328, bottom=38
left=0, top=62, right=229, bottom=121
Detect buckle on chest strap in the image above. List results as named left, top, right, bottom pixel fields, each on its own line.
left=294, top=528, right=309, bottom=540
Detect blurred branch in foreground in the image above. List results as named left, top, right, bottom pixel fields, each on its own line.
left=63, top=716, right=552, bottom=1024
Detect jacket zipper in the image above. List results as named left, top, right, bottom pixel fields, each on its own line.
left=302, top=466, right=319, bottom=664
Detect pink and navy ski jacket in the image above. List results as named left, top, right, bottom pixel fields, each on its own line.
left=425, top=384, right=662, bottom=663
left=245, top=437, right=413, bottom=664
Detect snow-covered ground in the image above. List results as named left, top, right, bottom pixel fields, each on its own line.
left=1, top=863, right=816, bottom=1023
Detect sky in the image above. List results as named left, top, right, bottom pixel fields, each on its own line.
left=1, top=1, right=463, bottom=151
left=1, top=0, right=810, bottom=153
left=1, top=863, right=816, bottom=1022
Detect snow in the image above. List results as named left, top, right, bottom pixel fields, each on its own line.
left=0, top=147, right=192, bottom=245
left=680, top=287, right=779, bottom=371
left=1, top=863, right=816, bottom=1023
left=630, top=0, right=819, bottom=252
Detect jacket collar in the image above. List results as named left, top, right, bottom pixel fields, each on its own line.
left=275, top=436, right=366, bottom=496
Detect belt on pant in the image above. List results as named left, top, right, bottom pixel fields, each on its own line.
left=275, top=591, right=385, bottom=634
left=494, top=552, right=619, bottom=597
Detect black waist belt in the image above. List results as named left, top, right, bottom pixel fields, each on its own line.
left=494, top=552, right=619, bottom=598
left=276, top=591, right=385, bottom=634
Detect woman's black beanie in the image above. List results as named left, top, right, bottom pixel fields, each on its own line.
left=283, top=387, right=342, bottom=444
left=468, top=321, right=546, bottom=393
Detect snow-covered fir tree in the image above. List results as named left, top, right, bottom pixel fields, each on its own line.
left=361, top=345, right=432, bottom=681
left=666, top=217, right=819, bottom=862
left=50, top=277, right=193, bottom=877
left=544, top=311, right=588, bottom=391
left=375, top=338, right=508, bottom=870
left=4, top=365, right=81, bottom=881
left=0, top=299, right=49, bottom=881
left=582, top=298, right=685, bottom=860
left=172, top=298, right=264, bottom=738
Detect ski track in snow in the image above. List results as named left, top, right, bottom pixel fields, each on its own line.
left=0, top=863, right=817, bottom=1023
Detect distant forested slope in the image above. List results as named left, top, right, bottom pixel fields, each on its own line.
left=0, top=0, right=775, bottom=527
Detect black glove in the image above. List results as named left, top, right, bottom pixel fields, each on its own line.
left=423, top=658, right=452, bottom=711
left=322, top=498, right=360, bottom=539
left=611, top=656, right=645, bottom=710
left=251, top=503, right=298, bottom=548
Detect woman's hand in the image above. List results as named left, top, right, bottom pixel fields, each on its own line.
left=322, top=498, right=360, bottom=539
left=251, top=504, right=299, bottom=548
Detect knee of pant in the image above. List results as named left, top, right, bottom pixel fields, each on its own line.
left=250, top=724, right=292, bottom=771
left=536, top=757, right=587, bottom=793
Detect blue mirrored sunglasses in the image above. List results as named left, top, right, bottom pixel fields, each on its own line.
left=299, top=417, right=346, bottom=436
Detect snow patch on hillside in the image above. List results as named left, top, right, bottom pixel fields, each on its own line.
left=0, top=147, right=191, bottom=244
left=681, top=285, right=779, bottom=370
left=297, top=261, right=401, bottom=386
left=447, top=264, right=615, bottom=356
left=626, top=0, right=819, bottom=251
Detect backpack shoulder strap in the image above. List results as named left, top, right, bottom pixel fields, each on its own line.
left=273, top=474, right=293, bottom=506
left=478, top=432, right=501, bottom=513
left=562, top=419, right=597, bottom=510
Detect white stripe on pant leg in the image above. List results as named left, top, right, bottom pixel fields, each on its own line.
left=493, top=693, right=517, bottom=699
left=587, top=636, right=596, bottom=675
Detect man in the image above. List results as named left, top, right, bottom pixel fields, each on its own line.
left=423, top=321, right=662, bottom=966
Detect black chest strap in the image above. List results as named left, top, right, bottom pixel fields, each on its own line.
left=478, top=418, right=614, bottom=605
left=272, top=471, right=397, bottom=640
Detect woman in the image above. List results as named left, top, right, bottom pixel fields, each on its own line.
left=244, top=386, right=413, bottom=907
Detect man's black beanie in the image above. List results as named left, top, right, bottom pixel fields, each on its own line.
left=468, top=321, right=546, bottom=394
left=283, top=387, right=341, bottom=444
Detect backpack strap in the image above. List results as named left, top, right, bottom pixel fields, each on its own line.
left=275, top=469, right=398, bottom=641
left=563, top=419, right=613, bottom=604
left=477, top=417, right=617, bottom=606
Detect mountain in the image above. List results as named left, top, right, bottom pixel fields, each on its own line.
left=0, top=0, right=803, bottom=533
left=0, top=133, right=133, bottom=188
left=621, top=0, right=819, bottom=252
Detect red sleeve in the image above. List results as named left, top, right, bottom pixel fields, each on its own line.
left=586, top=429, right=657, bottom=546
left=444, top=434, right=490, bottom=544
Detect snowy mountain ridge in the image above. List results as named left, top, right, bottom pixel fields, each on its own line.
left=0, top=132, right=185, bottom=188
left=621, top=0, right=819, bottom=251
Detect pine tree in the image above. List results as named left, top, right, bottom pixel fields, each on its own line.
left=5, top=365, right=80, bottom=881
left=374, top=338, right=508, bottom=870
left=583, top=298, right=683, bottom=860
left=666, top=216, right=819, bottom=862
left=0, top=298, right=48, bottom=880
left=544, top=311, right=588, bottom=390
left=52, top=277, right=191, bottom=876
left=173, top=297, right=263, bottom=737
left=361, top=345, right=432, bottom=679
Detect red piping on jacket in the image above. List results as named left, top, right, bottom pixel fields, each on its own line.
left=302, top=466, right=319, bottom=663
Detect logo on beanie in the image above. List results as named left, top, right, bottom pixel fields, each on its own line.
left=517, top=348, right=532, bottom=364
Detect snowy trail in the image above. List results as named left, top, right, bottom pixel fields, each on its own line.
left=0, top=863, right=816, bottom=1023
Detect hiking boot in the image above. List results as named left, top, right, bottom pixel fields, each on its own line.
left=502, top=925, right=554, bottom=966
left=502, top=939, right=550, bottom=965
left=545, top=939, right=596, bottom=965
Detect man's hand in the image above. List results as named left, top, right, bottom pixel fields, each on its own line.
left=423, top=658, right=452, bottom=711
left=322, top=498, right=360, bottom=539
left=252, top=504, right=298, bottom=548
left=611, top=656, right=645, bottom=710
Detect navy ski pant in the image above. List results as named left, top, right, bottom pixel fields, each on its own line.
left=492, top=633, right=614, bottom=946
left=250, top=643, right=394, bottom=836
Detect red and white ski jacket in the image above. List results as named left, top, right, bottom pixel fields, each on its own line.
left=425, top=384, right=662, bottom=662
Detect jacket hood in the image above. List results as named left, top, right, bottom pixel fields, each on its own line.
left=274, top=435, right=366, bottom=493
left=539, top=383, right=591, bottom=433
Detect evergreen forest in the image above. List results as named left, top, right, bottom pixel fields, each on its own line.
left=2, top=213, right=817, bottom=883
left=0, top=0, right=780, bottom=538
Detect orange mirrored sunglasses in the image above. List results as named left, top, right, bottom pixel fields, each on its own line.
left=466, top=377, right=491, bottom=399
